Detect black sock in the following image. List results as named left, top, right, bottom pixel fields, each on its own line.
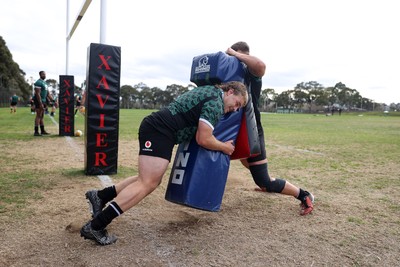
left=34, top=126, right=39, bottom=133
left=97, top=185, right=117, bottom=204
left=40, top=125, right=45, bottom=133
left=297, top=188, right=307, bottom=200
left=91, top=201, right=123, bottom=230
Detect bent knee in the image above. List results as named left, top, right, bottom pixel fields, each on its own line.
left=140, top=175, right=163, bottom=192
left=265, top=178, right=286, bottom=193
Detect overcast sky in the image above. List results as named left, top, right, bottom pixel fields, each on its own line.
left=1, top=0, right=399, bottom=104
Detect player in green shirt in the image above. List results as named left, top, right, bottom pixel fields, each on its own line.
left=80, top=81, right=248, bottom=245
left=33, top=71, right=53, bottom=136
left=9, top=93, right=19, bottom=113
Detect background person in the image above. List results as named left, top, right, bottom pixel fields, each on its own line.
left=226, top=41, right=314, bottom=215
left=33, top=71, right=53, bottom=136
left=74, top=90, right=82, bottom=116
left=80, top=81, right=248, bottom=245
left=9, top=93, right=19, bottom=113
left=49, top=90, right=58, bottom=117
left=29, top=96, right=35, bottom=114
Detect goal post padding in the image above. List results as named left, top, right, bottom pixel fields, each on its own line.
left=84, top=43, right=121, bottom=175
left=59, top=75, right=75, bottom=136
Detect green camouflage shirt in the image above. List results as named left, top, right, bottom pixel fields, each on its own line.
left=146, top=85, right=224, bottom=144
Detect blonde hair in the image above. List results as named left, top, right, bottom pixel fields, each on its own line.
left=217, top=81, right=248, bottom=106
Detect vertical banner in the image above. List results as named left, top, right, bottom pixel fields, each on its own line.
left=84, top=43, right=121, bottom=175
left=59, top=75, right=75, bottom=136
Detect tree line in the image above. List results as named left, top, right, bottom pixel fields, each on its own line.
left=120, top=81, right=398, bottom=112
left=259, top=81, right=395, bottom=112
left=1, top=35, right=398, bottom=111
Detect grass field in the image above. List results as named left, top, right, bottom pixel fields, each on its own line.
left=0, top=107, right=399, bottom=214
left=1, top=107, right=399, bottom=266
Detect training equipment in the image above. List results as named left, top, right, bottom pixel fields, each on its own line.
left=84, top=43, right=121, bottom=175
left=75, top=130, right=83, bottom=137
left=190, top=51, right=260, bottom=159
left=166, top=51, right=250, bottom=211
left=165, top=109, right=242, bottom=211
left=190, top=51, right=245, bottom=85
left=59, top=75, right=75, bottom=136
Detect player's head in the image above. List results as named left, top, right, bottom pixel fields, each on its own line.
left=39, top=71, right=46, bottom=79
left=231, top=41, right=250, bottom=55
left=219, top=81, right=248, bottom=113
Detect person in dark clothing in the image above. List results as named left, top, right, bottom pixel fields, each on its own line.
left=226, top=41, right=314, bottom=216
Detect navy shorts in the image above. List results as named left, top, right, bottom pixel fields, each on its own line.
left=138, top=118, right=175, bottom=161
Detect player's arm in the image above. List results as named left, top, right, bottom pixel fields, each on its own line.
left=47, top=92, right=54, bottom=102
left=195, top=120, right=235, bottom=155
left=226, top=47, right=266, bottom=77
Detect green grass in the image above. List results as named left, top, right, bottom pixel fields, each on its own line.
left=1, top=107, right=399, bottom=216
left=262, top=112, right=400, bottom=160
left=118, top=109, right=155, bottom=139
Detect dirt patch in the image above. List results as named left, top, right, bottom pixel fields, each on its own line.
left=0, top=134, right=399, bottom=266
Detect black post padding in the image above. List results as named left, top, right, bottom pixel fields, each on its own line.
left=59, top=75, right=75, bottom=136
left=84, top=43, right=121, bottom=175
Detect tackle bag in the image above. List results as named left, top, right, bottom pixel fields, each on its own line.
left=165, top=110, right=243, bottom=211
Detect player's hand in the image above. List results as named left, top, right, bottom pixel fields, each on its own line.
left=226, top=47, right=236, bottom=56
left=223, top=140, right=235, bottom=155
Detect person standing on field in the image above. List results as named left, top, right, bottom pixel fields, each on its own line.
left=226, top=41, right=314, bottom=215
left=74, top=90, right=82, bottom=116
left=80, top=81, right=248, bottom=245
left=9, top=93, right=19, bottom=113
left=33, top=71, right=53, bottom=136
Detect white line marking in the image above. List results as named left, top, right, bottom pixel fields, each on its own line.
left=49, top=114, right=113, bottom=186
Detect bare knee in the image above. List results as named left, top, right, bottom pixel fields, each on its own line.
left=139, top=175, right=163, bottom=194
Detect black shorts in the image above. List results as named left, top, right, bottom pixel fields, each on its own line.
left=35, top=101, right=47, bottom=109
left=138, top=117, right=175, bottom=161
left=34, top=98, right=47, bottom=109
left=10, top=102, right=17, bottom=106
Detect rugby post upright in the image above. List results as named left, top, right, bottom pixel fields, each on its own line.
left=84, top=43, right=121, bottom=175
left=66, top=0, right=121, bottom=175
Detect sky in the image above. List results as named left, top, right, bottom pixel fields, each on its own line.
left=1, top=0, right=399, bottom=104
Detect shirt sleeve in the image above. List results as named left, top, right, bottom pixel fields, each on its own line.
left=199, top=97, right=223, bottom=130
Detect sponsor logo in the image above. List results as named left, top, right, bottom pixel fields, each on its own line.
left=145, top=141, right=152, bottom=148
left=142, top=140, right=153, bottom=151
left=194, top=56, right=210, bottom=74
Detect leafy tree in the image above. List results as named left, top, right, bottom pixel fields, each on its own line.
left=294, top=81, right=324, bottom=112
left=275, top=90, right=293, bottom=109
left=165, top=84, right=190, bottom=104
left=325, top=86, right=339, bottom=106
left=0, top=36, right=30, bottom=105
left=260, top=88, right=277, bottom=111
left=120, top=85, right=138, bottom=109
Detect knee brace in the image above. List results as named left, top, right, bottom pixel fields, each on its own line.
left=249, top=163, right=286, bottom=193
